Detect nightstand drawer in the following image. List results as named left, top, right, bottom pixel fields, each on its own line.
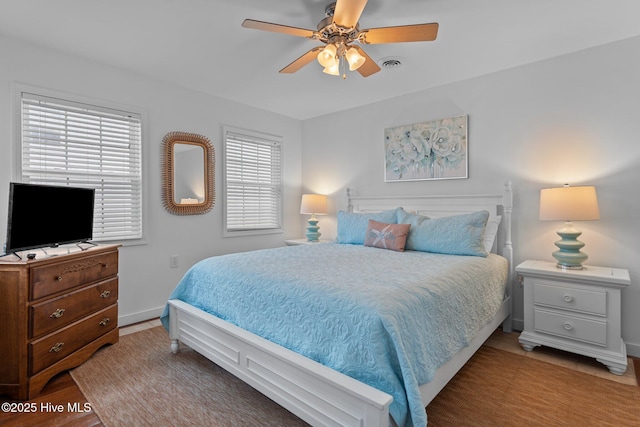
left=534, top=282, right=606, bottom=316
left=534, top=308, right=607, bottom=346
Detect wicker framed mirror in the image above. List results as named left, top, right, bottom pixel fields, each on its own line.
left=162, top=131, right=215, bottom=215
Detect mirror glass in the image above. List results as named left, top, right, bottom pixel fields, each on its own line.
left=162, top=132, right=215, bottom=215
left=173, top=143, right=205, bottom=205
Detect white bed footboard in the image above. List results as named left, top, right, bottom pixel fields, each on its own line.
left=168, top=299, right=393, bottom=427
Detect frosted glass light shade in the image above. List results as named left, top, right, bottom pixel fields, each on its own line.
left=323, top=63, right=340, bottom=76
left=345, top=47, right=365, bottom=71
left=317, top=44, right=337, bottom=68
left=539, top=185, right=600, bottom=270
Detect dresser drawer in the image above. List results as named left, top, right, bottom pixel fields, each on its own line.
left=30, top=251, right=118, bottom=300
left=30, top=278, right=118, bottom=339
left=29, top=304, right=118, bottom=375
left=533, top=282, right=606, bottom=316
left=534, top=308, right=607, bottom=346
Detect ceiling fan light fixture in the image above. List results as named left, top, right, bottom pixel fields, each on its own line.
left=345, top=47, right=365, bottom=71
left=323, top=62, right=340, bottom=76
left=317, top=44, right=337, bottom=68
left=242, top=1, right=439, bottom=78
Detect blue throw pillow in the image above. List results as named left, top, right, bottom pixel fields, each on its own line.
left=397, top=210, right=490, bottom=257
left=337, top=208, right=400, bottom=245
left=395, top=207, right=429, bottom=223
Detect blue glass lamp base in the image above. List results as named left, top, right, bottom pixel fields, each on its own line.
left=552, top=221, right=588, bottom=270
left=305, top=217, right=321, bottom=242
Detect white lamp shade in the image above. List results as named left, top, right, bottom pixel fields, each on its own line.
left=539, top=186, right=600, bottom=221
left=300, top=194, right=328, bottom=215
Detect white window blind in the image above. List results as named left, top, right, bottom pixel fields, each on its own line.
left=224, top=127, right=282, bottom=233
left=20, top=92, right=143, bottom=242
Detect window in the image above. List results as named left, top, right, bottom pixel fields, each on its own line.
left=18, top=89, right=143, bottom=242
left=223, top=126, right=283, bottom=235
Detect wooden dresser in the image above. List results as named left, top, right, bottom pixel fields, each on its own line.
left=0, top=244, right=119, bottom=400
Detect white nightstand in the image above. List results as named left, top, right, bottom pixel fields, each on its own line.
left=285, top=238, right=332, bottom=246
left=516, top=260, right=630, bottom=375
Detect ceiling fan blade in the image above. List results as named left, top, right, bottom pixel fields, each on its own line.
left=352, top=46, right=381, bottom=77
left=280, top=47, right=324, bottom=74
left=360, top=23, right=439, bottom=44
left=242, top=19, right=315, bottom=39
left=333, top=0, right=368, bottom=29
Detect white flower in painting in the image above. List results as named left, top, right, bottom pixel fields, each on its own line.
left=410, top=123, right=436, bottom=170
left=430, top=124, right=466, bottom=169
left=385, top=126, right=413, bottom=178
left=402, top=136, right=425, bottom=163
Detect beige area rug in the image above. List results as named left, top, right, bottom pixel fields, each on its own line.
left=70, top=326, right=309, bottom=426
left=72, top=326, right=640, bottom=427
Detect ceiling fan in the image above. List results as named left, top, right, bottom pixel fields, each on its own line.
left=242, top=0, right=439, bottom=78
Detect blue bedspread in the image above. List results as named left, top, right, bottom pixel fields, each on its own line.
left=161, top=243, right=507, bottom=427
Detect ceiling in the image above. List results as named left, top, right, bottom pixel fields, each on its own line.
left=2, top=0, right=640, bottom=120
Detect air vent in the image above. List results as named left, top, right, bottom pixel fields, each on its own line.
left=379, top=56, right=404, bottom=70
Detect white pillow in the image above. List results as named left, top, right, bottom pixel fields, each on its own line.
left=483, top=215, right=502, bottom=253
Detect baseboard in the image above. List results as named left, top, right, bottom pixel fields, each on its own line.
left=118, top=306, right=164, bottom=327
left=511, top=317, right=524, bottom=332
left=626, top=341, right=640, bottom=358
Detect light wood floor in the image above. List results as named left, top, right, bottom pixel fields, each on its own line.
left=1, top=320, right=637, bottom=427
left=484, top=328, right=638, bottom=386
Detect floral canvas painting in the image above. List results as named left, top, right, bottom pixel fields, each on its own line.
left=384, top=115, right=468, bottom=181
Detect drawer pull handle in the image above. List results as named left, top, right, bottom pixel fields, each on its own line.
left=563, top=294, right=574, bottom=303
left=56, top=276, right=63, bottom=282
left=563, top=322, right=573, bottom=331
left=100, top=290, right=111, bottom=298
left=99, top=317, right=111, bottom=327
left=49, top=308, right=66, bottom=319
left=49, top=342, right=64, bottom=353
left=102, top=263, right=109, bottom=269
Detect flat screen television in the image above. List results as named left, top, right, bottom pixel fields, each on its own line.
left=5, top=182, right=95, bottom=254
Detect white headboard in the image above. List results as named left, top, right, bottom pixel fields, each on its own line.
left=346, top=181, right=514, bottom=311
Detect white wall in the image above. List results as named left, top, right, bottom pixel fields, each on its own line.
left=2, top=32, right=638, bottom=356
left=301, top=36, right=640, bottom=356
left=0, top=35, right=304, bottom=325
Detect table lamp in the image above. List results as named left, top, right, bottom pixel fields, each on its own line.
left=539, top=185, right=600, bottom=270
left=300, top=194, right=328, bottom=242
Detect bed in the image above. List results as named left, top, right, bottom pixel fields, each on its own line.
left=161, top=182, right=514, bottom=427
